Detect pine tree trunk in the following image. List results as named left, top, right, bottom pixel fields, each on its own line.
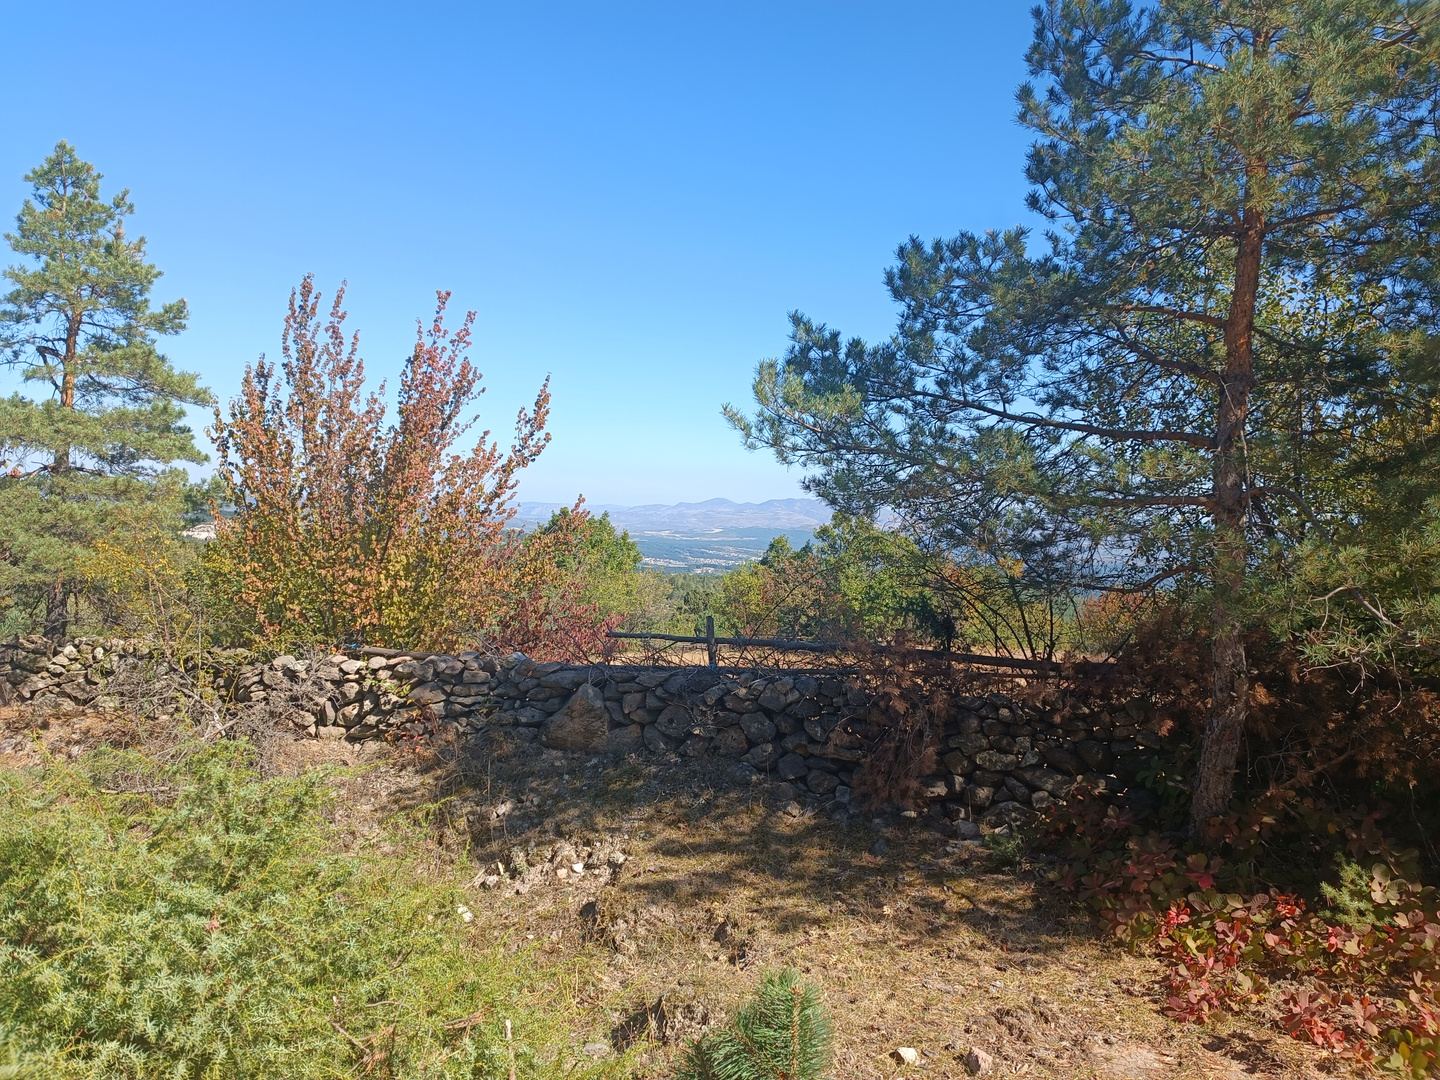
left=41, top=319, right=81, bottom=644
left=43, top=578, right=68, bottom=643
left=1190, top=199, right=1262, bottom=845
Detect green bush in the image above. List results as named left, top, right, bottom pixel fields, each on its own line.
left=0, top=741, right=571, bottom=1079
left=675, top=969, right=832, bottom=1080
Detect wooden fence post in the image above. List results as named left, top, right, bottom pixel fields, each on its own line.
left=706, top=615, right=717, bottom=668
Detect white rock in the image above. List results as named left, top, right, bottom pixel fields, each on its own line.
left=894, top=1047, right=919, bottom=1066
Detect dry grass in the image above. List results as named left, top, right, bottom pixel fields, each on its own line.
left=0, top=705, right=1357, bottom=1080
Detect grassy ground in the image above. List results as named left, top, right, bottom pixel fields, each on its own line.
left=0, top=706, right=1353, bottom=1080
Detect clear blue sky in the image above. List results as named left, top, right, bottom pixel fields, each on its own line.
left=2, top=2, right=1037, bottom=505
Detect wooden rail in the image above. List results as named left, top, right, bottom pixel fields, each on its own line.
left=605, top=623, right=1106, bottom=673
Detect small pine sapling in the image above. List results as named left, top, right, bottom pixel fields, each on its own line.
left=675, top=969, right=832, bottom=1080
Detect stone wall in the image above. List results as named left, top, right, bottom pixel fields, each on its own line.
left=0, top=635, right=1174, bottom=824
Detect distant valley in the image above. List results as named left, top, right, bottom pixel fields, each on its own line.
left=513, top=498, right=830, bottom=572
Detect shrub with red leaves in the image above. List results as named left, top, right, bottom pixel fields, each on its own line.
left=1044, top=786, right=1440, bottom=1075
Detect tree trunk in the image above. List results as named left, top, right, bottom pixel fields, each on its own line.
left=1190, top=202, right=1263, bottom=844
left=41, top=313, right=82, bottom=642
left=43, top=577, right=68, bottom=643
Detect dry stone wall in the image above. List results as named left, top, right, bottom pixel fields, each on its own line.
left=1, top=635, right=1174, bottom=824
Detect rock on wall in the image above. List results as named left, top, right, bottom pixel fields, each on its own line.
left=1, top=637, right=1175, bottom=824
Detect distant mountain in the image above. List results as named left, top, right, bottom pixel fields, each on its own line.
left=513, top=498, right=832, bottom=572
left=513, top=497, right=831, bottom=531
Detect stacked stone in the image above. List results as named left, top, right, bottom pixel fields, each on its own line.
left=916, top=694, right=1169, bottom=824
left=241, top=650, right=503, bottom=740
left=3, top=637, right=1175, bottom=822
left=490, top=660, right=868, bottom=807
left=0, top=636, right=148, bottom=708
left=488, top=662, right=1174, bottom=823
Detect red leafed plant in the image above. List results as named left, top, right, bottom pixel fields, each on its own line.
left=1042, top=785, right=1440, bottom=1076
left=206, top=276, right=615, bottom=659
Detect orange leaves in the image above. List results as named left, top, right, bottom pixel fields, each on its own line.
left=206, top=277, right=607, bottom=658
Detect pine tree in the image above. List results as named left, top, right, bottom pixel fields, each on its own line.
left=675, top=970, right=832, bottom=1080
left=730, top=1, right=1440, bottom=843
left=0, top=141, right=211, bottom=640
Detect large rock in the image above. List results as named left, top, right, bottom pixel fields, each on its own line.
left=739, top=712, right=776, bottom=744
left=407, top=681, right=448, bottom=705
left=654, top=703, right=694, bottom=739
left=776, top=752, right=809, bottom=780
left=973, top=750, right=1020, bottom=772
left=540, top=684, right=611, bottom=750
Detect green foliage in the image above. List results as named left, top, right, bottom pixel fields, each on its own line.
left=674, top=970, right=832, bottom=1080
left=709, top=515, right=945, bottom=644
left=538, top=509, right=649, bottom=619
left=0, top=141, right=211, bottom=637
left=0, top=741, right=574, bottom=1079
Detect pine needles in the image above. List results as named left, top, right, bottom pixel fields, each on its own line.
left=675, top=969, right=833, bottom=1080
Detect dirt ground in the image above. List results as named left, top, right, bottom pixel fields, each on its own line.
left=1, top=707, right=1355, bottom=1080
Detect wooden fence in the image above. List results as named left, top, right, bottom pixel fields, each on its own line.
left=606, top=616, right=1106, bottom=673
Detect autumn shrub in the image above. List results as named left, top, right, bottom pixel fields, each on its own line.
left=0, top=740, right=587, bottom=1079
left=205, top=276, right=613, bottom=659
left=1043, top=785, right=1440, bottom=1075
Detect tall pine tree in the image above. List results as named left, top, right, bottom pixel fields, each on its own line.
left=0, top=141, right=211, bottom=640
left=731, top=1, right=1440, bottom=841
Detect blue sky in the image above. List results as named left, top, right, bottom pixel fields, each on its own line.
left=2, top=2, right=1036, bottom=505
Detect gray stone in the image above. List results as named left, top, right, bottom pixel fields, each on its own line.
left=741, top=742, right=775, bottom=767
left=806, top=769, right=839, bottom=795
left=339, top=658, right=366, bottom=675
left=408, top=681, right=448, bottom=705
left=1016, top=766, right=1073, bottom=795
left=540, top=684, right=610, bottom=750
left=730, top=762, right=761, bottom=785
left=1076, top=739, right=1111, bottom=771
left=833, top=785, right=851, bottom=804
left=941, top=750, right=972, bottom=774
left=655, top=703, right=694, bottom=739
left=949, top=731, right=990, bottom=756
left=622, top=691, right=646, bottom=715
left=981, top=802, right=1034, bottom=828
left=965, top=784, right=995, bottom=809
left=1003, top=776, right=1032, bottom=802
left=1042, top=745, right=1083, bottom=774
left=512, top=706, right=548, bottom=726
left=757, top=684, right=788, bottom=712
left=739, top=712, right=776, bottom=744
left=973, top=750, right=1020, bottom=772
left=917, top=776, right=949, bottom=799
left=870, top=838, right=888, bottom=857
left=954, top=819, right=981, bottom=840
left=643, top=724, right=677, bottom=753
left=539, top=667, right=589, bottom=690
left=776, top=752, right=809, bottom=780
left=712, top=725, right=748, bottom=758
